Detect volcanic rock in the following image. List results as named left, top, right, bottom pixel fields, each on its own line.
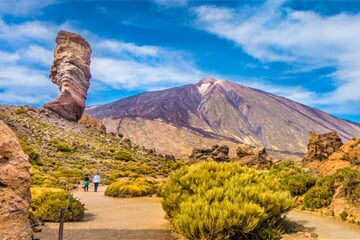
left=189, top=144, right=230, bottom=162
left=0, top=120, right=32, bottom=240
left=78, top=113, right=106, bottom=133
left=44, top=30, right=92, bottom=122
left=235, top=143, right=272, bottom=167
left=303, top=131, right=343, bottom=163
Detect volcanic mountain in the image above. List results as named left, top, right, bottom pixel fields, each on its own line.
left=86, top=78, right=360, bottom=159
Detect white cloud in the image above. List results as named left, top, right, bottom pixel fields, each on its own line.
left=91, top=56, right=203, bottom=90
left=193, top=1, right=360, bottom=112
left=152, top=0, right=188, bottom=7
left=0, top=0, right=57, bottom=17
left=20, top=45, right=53, bottom=66
left=89, top=37, right=205, bottom=91
left=0, top=63, right=57, bottom=105
left=94, top=40, right=159, bottom=57
left=0, top=19, right=57, bottom=43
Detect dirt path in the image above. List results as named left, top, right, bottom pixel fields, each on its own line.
left=33, top=186, right=178, bottom=240
left=34, top=185, right=360, bottom=240
left=286, top=210, right=360, bottom=240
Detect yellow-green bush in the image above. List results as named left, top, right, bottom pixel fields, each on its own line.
left=270, top=160, right=316, bottom=196
left=105, top=177, right=156, bottom=197
left=30, top=188, right=85, bottom=222
left=304, top=167, right=360, bottom=209
left=162, top=162, right=295, bottom=240
left=114, top=150, right=132, bottom=161
left=56, top=141, right=72, bottom=152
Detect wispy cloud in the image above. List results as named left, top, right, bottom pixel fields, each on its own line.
left=193, top=1, right=360, bottom=115
left=0, top=15, right=204, bottom=106
left=152, top=0, right=188, bottom=7
left=91, top=38, right=204, bottom=90
left=0, top=0, right=57, bottom=17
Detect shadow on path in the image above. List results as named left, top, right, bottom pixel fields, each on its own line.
left=36, top=228, right=177, bottom=240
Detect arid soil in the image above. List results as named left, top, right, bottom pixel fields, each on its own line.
left=33, top=186, right=178, bottom=240
left=285, top=210, right=360, bottom=240
left=33, top=185, right=360, bottom=240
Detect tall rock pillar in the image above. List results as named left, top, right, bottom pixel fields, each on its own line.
left=44, top=30, right=92, bottom=122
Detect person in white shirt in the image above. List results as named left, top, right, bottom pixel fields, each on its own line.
left=93, top=173, right=100, bottom=192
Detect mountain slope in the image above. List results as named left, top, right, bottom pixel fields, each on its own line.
left=0, top=105, right=175, bottom=188
left=86, top=78, right=360, bottom=159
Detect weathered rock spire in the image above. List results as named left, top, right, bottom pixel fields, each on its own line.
left=44, top=30, right=92, bottom=122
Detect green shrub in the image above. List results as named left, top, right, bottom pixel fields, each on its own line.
left=162, top=162, right=295, bottom=240
left=340, top=211, right=348, bottom=221
left=304, top=167, right=360, bottom=209
left=30, top=188, right=85, bottom=222
left=304, top=185, right=334, bottom=209
left=282, top=174, right=316, bottom=196
left=114, top=150, right=132, bottom=161
left=105, top=177, right=156, bottom=197
left=56, top=142, right=72, bottom=152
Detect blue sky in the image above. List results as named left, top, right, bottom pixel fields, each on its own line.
left=0, top=0, right=360, bottom=123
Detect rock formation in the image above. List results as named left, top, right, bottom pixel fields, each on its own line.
left=303, top=131, right=343, bottom=163
left=0, top=120, right=32, bottom=240
left=235, top=144, right=272, bottom=167
left=189, top=145, right=230, bottom=162
left=44, top=30, right=92, bottom=122
left=78, top=113, right=106, bottom=133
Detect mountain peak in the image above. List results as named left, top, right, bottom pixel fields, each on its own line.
left=197, top=77, right=217, bottom=85
left=196, top=77, right=218, bottom=95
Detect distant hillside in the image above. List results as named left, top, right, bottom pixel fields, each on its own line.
left=0, top=105, right=175, bottom=188
left=86, top=78, right=360, bottom=159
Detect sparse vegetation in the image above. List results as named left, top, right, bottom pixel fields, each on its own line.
left=0, top=106, right=176, bottom=190
left=162, top=162, right=295, bottom=240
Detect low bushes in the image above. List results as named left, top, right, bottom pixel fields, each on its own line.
left=30, top=187, right=85, bottom=222
left=270, top=160, right=316, bottom=196
left=114, top=150, right=132, bottom=161
left=56, top=141, right=72, bottom=152
left=282, top=174, right=316, bottom=196
left=162, top=162, right=295, bottom=240
left=105, top=177, right=156, bottom=197
left=304, top=167, right=360, bottom=209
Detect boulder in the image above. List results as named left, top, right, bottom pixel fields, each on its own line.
left=189, top=145, right=230, bottom=162
left=0, top=120, right=32, bottom=240
left=235, top=144, right=272, bottom=167
left=78, top=113, right=106, bottom=133
left=303, top=131, right=343, bottom=163
left=44, top=30, right=92, bottom=122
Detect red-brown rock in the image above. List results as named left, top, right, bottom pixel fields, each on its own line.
left=44, top=30, right=92, bottom=122
left=78, top=113, right=106, bottom=133
left=303, top=131, right=343, bottom=163
left=235, top=143, right=272, bottom=167
left=0, top=120, right=32, bottom=240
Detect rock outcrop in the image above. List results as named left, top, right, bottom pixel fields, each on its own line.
left=78, top=113, right=106, bottom=133
left=44, top=30, right=92, bottom=122
left=0, top=120, right=32, bottom=240
left=189, top=145, right=230, bottom=162
left=303, top=131, right=343, bottom=163
left=235, top=144, right=272, bottom=167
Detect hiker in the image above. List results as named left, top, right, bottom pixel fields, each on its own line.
left=93, top=173, right=100, bottom=192
left=83, top=174, right=90, bottom=192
